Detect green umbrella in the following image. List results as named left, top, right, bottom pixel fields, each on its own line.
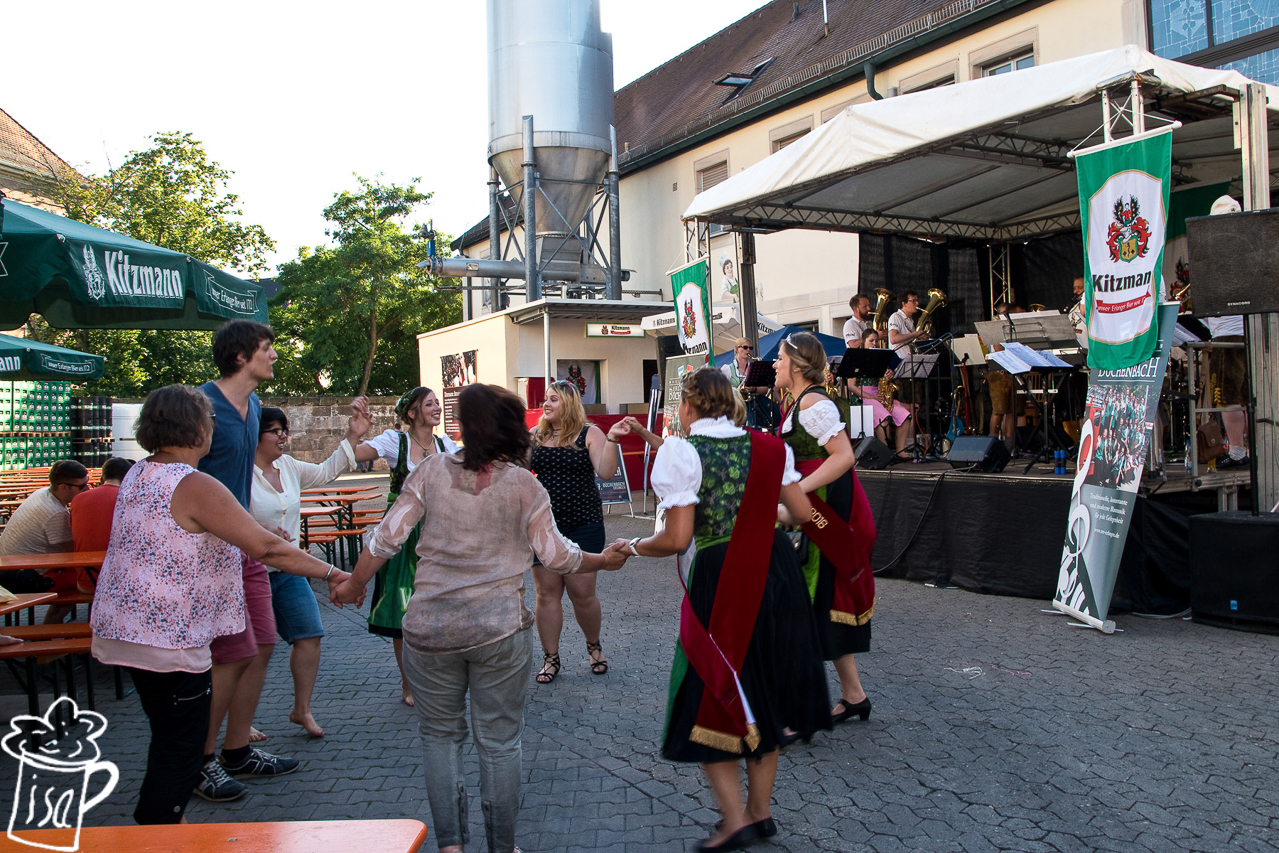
left=0, top=199, right=267, bottom=330
left=0, top=332, right=103, bottom=380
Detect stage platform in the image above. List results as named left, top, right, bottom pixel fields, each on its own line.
left=857, top=455, right=1243, bottom=615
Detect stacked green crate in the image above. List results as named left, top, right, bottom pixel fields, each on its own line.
left=0, top=380, right=76, bottom=469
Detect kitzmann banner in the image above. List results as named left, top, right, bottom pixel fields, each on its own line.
left=1075, top=129, right=1172, bottom=371
left=1054, top=302, right=1179, bottom=631
left=669, top=258, right=712, bottom=362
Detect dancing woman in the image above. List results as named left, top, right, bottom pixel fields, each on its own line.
left=353, top=387, right=458, bottom=705
left=529, top=380, right=627, bottom=682
left=614, top=367, right=830, bottom=851
left=775, top=331, right=878, bottom=725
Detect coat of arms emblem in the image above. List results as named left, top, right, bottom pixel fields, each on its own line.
left=681, top=299, right=698, bottom=339
left=81, top=245, right=106, bottom=300
left=1105, top=195, right=1151, bottom=263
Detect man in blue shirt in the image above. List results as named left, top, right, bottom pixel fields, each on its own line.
left=194, top=320, right=300, bottom=803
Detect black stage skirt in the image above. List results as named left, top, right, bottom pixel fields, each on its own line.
left=662, top=531, right=832, bottom=764
left=804, top=470, right=872, bottom=659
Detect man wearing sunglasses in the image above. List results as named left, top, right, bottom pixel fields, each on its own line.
left=0, top=460, right=89, bottom=619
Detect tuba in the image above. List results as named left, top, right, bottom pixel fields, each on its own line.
left=915, top=288, right=947, bottom=337
left=871, top=288, right=895, bottom=346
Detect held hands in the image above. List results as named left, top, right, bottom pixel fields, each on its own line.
left=599, top=542, right=630, bottom=571
left=777, top=503, right=801, bottom=527
left=330, top=576, right=366, bottom=608
left=606, top=420, right=631, bottom=443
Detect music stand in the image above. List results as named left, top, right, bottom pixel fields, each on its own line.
left=834, top=348, right=900, bottom=382
left=742, top=361, right=776, bottom=388
left=740, top=361, right=779, bottom=431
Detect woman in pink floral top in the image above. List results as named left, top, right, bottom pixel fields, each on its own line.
left=90, top=385, right=351, bottom=825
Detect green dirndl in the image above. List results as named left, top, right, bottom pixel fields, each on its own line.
left=367, top=431, right=424, bottom=638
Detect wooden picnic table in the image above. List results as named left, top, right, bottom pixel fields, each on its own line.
left=301, top=484, right=385, bottom=496
left=0, top=591, right=57, bottom=619
left=12, top=819, right=429, bottom=853
left=0, top=551, right=106, bottom=573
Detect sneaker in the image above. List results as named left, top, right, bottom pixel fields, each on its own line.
left=220, top=747, right=300, bottom=779
left=193, top=759, right=248, bottom=802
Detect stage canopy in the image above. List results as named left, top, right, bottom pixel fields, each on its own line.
left=0, top=333, right=103, bottom=381
left=0, top=199, right=268, bottom=331
left=683, top=45, right=1279, bottom=242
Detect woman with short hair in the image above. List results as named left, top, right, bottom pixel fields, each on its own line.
left=528, top=380, right=627, bottom=682
left=335, top=384, right=628, bottom=853
left=775, top=332, right=878, bottom=726
left=90, top=385, right=349, bottom=825
left=252, top=401, right=371, bottom=737
left=352, top=387, right=458, bottom=705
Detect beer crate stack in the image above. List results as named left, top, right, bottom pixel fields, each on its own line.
left=70, top=396, right=113, bottom=467
left=0, top=381, right=74, bottom=471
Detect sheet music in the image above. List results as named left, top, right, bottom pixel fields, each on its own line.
left=1002, top=341, right=1071, bottom=369
left=987, top=349, right=1032, bottom=374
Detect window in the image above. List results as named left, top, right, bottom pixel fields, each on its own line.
left=714, top=57, right=775, bottom=103
left=694, top=150, right=730, bottom=194
left=900, top=60, right=959, bottom=94
left=769, top=117, right=813, bottom=153
left=1148, top=0, right=1279, bottom=85
left=982, top=51, right=1035, bottom=76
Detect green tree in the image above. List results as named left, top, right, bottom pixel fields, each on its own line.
left=272, top=176, right=461, bottom=397
left=32, top=132, right=274, bottom=395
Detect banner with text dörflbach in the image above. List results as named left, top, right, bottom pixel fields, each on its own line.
left=669, top=258, right=712, bottom=362
left=1054, top=302, right=1179, bottom=631
left=1076, top=129, right=1172, bottom=371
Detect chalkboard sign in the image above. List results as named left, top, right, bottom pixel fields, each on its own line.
left=595, top=459, right=632, bottom=511
left=442, top=387, right=462, bottom=440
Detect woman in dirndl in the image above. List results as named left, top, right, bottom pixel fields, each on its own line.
left=775, top=331, right=877, bottom=725
left=615, top=366, right=830, bottom=851
left=354, top=387, right=457, bottom=705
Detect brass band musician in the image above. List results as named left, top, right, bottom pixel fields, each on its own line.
left=846, top=329, right=916, bottom=460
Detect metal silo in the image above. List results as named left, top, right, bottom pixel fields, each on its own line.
left=487, top=0, right=614, bottom=250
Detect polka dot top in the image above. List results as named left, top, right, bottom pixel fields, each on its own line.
left=530, top=426, right=603, bottom=530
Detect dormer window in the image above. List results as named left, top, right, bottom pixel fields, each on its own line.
left=714, top=57, right=775, bottom=102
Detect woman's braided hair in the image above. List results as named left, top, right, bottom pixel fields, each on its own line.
left=680, top=366, right=746, bottom=426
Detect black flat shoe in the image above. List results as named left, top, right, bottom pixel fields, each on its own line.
left=832, top=696, right=872, bottom=724
left=750, top=817, right=777, bottom=838
left=697, top=823, right=760, bottom=852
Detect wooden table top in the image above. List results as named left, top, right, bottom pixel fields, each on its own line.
left=0, top=592, right=57, bottom=618
left=302, top=485, right=384, bottom=495
left=0, top=551, right=106, bottom=572
left=300, top=490, right=380, bottom=504
left=11, top=819, right=428, bottom=853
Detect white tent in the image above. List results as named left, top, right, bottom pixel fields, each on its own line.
left=684, top=45, right=1279, bottom=241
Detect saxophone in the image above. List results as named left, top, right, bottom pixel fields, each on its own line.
left=878, top=371, right=897, bottom=407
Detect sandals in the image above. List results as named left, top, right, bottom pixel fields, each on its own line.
left=586, top=641, right=608, bottom=675
left=535, top=651, right=561, bottom=684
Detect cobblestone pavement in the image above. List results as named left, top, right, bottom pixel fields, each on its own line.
left=3, top=494, right=1278, bottom=852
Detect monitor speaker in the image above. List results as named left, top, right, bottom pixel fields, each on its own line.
left=1186, top=210, right=1279, bottom=316
left=855, top=437, right=893, bottom=470
left=1190, top=511, right=1279, bottom=634
left=947, top=435, right=1010, bottom=473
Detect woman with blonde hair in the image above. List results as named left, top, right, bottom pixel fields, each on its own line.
left=775, top=331, right=879, bottom=726
left=529, top=379, right=629, bottom=683
left=612, top=366, right=828, bottom=850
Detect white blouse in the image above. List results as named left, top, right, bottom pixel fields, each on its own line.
left=251, top=440, right=356, bottom=563
left=781, top=398, right=846, bottom=447
left=650, top=417, right=802, bottom=510
left=362, top=428, right=459, bottom=471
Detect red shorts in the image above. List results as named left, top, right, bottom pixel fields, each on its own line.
left=210, top=553, right=277, bottom=665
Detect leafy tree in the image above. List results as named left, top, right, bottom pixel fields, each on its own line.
left=271, top=176, right=461, bottom=397
left=30, top=132, right=274, bottom=395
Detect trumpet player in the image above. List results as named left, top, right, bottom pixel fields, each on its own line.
left=842, top=294, right=872, bottom=346
left=847, top=329, right=916, bottom=459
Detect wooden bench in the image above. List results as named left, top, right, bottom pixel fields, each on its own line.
left=0, top=635, right=98, bottom=745
left=12, top=818, right=428, bottom=853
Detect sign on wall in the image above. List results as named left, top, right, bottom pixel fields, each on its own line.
left=584, top=322, right=643, bottom=338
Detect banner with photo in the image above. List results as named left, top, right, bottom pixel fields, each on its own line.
left=669, top=258, right=712, bottom=361
left=556, top=359, right=600, bottom=404
left=441, top=350, right=477, bottom=388
left=1054, top=302, right=1179, bottom=631
left=1076, top=128, right=1171, bottom=371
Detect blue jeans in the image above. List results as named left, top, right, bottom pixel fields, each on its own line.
left=268, top=571, right=325, bottom=643
left=402, top=628, right=531, bottom=853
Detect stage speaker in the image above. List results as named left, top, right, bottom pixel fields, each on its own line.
left=1190, top=511, right=1279, bottom=634
left=947, top=435, right=1010, bottom=473
left=1187, top=210, right=1279, bottom=316
left=855, top=437, right=893, bottom=470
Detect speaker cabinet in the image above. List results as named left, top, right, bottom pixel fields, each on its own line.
left=947, top=435, right=1010, bottom=473
left=1190, top=511, right=1279, bottom=634
left=1186, top=210, right=1279, bottom=316
left=855, top=437, right=893, bottom=470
